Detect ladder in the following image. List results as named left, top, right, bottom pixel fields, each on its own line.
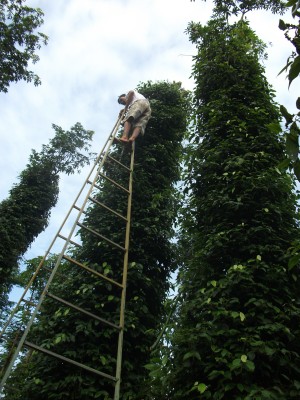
left=0, top=114, right=135, bottom=400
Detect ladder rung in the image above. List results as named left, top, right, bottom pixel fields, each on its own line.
left=46, top=292, right=120, bottom=330
left=87, top=180, right=101, bottom=192
left=63, top=255, right=123, bottom=289
left=107, top=155, right=131, bottom=171
left=88, top=196, right=127, bottom=222
left=98, top=172, right=130, bottom=194
left=57, top=234, right=81, bottom=248
left=24, top=341, right=117, bottom=382
left=73, top=205, right=87, bottom=215
left=88, top=181, right=127, bottom=198
left=77, top=222, right=125, bottom=252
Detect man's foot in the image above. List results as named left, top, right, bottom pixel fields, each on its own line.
left=120, top=136, right=129, bottom=143
left=128, top=137, right=135, bottom=143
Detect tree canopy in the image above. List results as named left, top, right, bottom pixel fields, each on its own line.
left=190, top=0, right=285, bottom=16
left=0, top=0, right=48, bottom=92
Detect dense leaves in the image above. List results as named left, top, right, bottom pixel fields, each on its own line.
left=167, top=18, right=300, bottom=399
left=0, top=123, right=94, bottom=304
left=3, top=81, right=189, bottom=399
left=0, top=0, right=48, bottom=92
left=278, top=1, right=300, bottom=179
left=190, top=0, right=285, bottom=17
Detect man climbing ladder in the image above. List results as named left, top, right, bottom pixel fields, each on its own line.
left=117, top=90, right=151, bottom=143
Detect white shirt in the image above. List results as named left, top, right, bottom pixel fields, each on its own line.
left=127, top=90, right=146, bottom=107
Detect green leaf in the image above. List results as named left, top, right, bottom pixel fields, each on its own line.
left=144, top=363, right=156, bottom=371
left=231, top=358, right=241, bottom=369
left=211, top=280, right=217, bottom=287
left=245, top=360, right=255, bottom=372
left=286, top=132, right=299, bottom=161
left=256, top=255, right=261, bottom=261
left=237, top=383, right=244, bottom=392
left=294, top=159, right=300, bottom=180
left=294, top=380, right=300, bottom=390
left=240, top=312, right=246, bottom=322
left=183, top=351, right=201, bottom=361
left=197, top=383, right=207, bottom=394
left=54, top=336, right=62, bottom=344
left=280, top=105, right=293, bottom=125
left=289, top=55, right=300, bottom=86
left=100, top=356, right=106, bottom=365
left=288, top=253, right=300, bottom=270
left=241, top=354, right=247, bottom=363
left=278, top=157, right=291, bottom=170
left=278, top=19, right=287, bottom=31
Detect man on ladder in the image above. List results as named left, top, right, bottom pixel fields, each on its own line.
left=117, top=90, right=151, bottom=143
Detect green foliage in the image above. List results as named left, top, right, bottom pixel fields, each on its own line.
left=190, top=0, right=285, bottom=17
left=0, top=256, right=56, bottom=386
left=166, top=18, right=300, bottom=399
left=34, top=122, right=95, bottom=175
left=0, top=123, right=94, bottom=302
left=0, top=0, right=48, bottom=92
left=4, top=81, right=189, bottom=399
left=278, top=2, right=300, bottom=179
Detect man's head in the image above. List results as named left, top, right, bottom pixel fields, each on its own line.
left=118, top=94, right=126, bottom=105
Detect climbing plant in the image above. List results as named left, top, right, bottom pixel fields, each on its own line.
left=165, top=18, right=300, bottom=400
left=0, top=123, right=94, bottom=305
left=278, top=0, right=300, bottom=179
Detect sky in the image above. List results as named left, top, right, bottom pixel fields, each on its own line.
left=1, top=0, right=299, bottom=280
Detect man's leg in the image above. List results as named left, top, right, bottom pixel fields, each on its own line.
left=121, top=118, right=133, bottom=142
left=128, top=126, right=141, bottom=142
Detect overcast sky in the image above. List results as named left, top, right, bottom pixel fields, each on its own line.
left=1, top=0, right=299, bottom=268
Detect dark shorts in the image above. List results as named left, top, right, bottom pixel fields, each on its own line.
left=123, top=99, right=151, bottom=135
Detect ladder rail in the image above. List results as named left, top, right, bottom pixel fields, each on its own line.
left=114, top=142, right=135, bottom=400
